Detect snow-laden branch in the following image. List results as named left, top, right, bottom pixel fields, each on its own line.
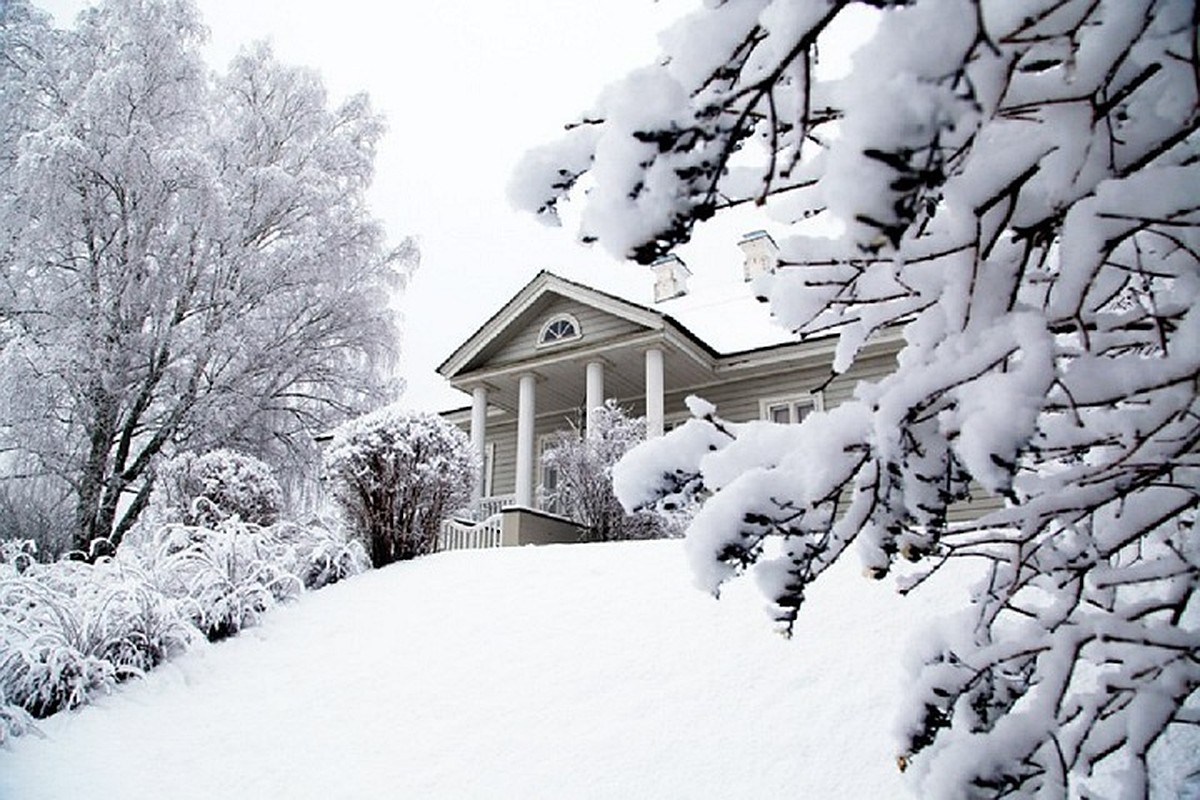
left=524, top=0, right=1200, bottom=796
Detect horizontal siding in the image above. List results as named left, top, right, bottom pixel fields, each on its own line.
left=489, top=420, right=517, bottom=497
left=649, top=347, right=899, bottom=424
left=467, top=336, right=1004, bottom=522
left=949, top=492, right=1005, bottom=521
left=479, top=411, right=584, bottom=498
left=823, top=349, right=896, bottom=408
left=488, top=296, right=646, bottom=369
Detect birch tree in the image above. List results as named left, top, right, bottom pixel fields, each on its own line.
left=515, top=1, right=1199, bottom=796
left=0, top=0, right=410, bottom=554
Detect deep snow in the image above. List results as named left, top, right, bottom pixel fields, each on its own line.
left=0, top=540, right=1191, bottom=798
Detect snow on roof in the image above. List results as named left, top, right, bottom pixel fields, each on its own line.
left=545, top=256, right=799, bottom=355
left=410, top=222, right=805, bottom=412
left=656, top=277, right=797, bottom=354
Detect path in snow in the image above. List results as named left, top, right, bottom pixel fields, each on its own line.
left=1, top=540, right=967, bottom=799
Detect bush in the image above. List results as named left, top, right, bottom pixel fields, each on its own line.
left=270, top=520, right=371, bottom=591
left=126, top=518, right=368, bottom=641
left=149, top=450, right=284, bottom=528
left=0, top=539, right=37, bottom=577
left=130, top=521, right=301, bottom=641
left=0, top=515, right=368, bottom=731
left=325, top=406, right=479, bottom=567
left=543, top=401, right=680, bottom=541
left=0, top=555, right=196, bottom=718
left=0, top=696, right=35, bottom=746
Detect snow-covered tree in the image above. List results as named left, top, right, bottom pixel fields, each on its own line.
left=516, top=1, right=1199, bottom=797
left=0, top=0, right=412, bottom=555
left=324, top=407, right=479, bottom=567
left=543, top=401, right=677, bottom=541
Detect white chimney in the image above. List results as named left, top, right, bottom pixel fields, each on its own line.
left=651, top=254, right=690, bottom=303
left=738, top=230, right=779, bottom=281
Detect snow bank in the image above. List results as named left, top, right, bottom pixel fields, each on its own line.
left=0, top=540, right=975, bottom=799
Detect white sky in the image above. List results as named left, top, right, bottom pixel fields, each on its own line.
left=36, top=1, right=857, bottom=412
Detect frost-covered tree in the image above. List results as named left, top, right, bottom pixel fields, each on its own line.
left=516, top=1, right=1199, bottom=797
left=0, top=0, right=411, bottom=555
left=543, top=401, right=676, bottom=541
left=324, top=407, right=479, bottom=567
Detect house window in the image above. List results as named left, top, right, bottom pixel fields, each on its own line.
left=537, top=313, right=582, bottom=347
left=538, top=434, right=564, bottom=515
left=761, top=393, right=824, bottom=424
left=482, top=442, right=495, bottom=498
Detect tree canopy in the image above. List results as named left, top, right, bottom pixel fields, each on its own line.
left=517, top=1, right=1199, bottom=796
left=0, top=0, right=412, bottom=554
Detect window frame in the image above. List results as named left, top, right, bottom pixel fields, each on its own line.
left=759, top=391, right=825, bottom=424
left=536, top=313, right=582, bottom=348
left=537, top=433, right=564, bottom=515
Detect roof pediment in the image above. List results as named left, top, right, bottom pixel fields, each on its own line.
left=437, top=271, right=668, bottom=380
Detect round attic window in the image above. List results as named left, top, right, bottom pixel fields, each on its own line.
left=538, top=313, right=581, bottom=347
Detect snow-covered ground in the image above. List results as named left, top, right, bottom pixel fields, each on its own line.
left=0, top=539, right=1190, bottom=799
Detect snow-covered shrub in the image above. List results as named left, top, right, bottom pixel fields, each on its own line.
left=0, top=511, right=362, bottom=733
left=149, top=450, right=284, bottom=528
left=521, top=0, right=1200, bottom=795
left=0, top=556, right=195, bottom=718
left=0, top=695, right=36, bottom=746
left=543, top=402, right=679, bottom=541
left=130, top=520, right=302, bottom=642
left=268, top=521, right=370, bottom=591
left=0, top=539, right=37, bottom=577
left=324, top=406, right=479, bottom=566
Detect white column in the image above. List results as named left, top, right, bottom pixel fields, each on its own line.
left=469, top=386, right=488, bottom=503
left=645, top=347, right=664, bottom=438
left=585, top=360, right=605, bottom=436
left=515, top=373, right=537, bottom=507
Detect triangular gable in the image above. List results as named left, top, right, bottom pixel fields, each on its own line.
left=438, top=271, right=667, bottom=380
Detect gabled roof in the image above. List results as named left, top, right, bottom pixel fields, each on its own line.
left=428, top=267, right=906, bottom=415
left=437, top=270, right=720, bottom=380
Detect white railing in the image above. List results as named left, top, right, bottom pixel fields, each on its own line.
left=474, top=494, right=516, bottom=520
left=437, top=513, right=503, bottom=552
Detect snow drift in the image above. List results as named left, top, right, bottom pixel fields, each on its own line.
left=0, top=540, right=1193, bottom=798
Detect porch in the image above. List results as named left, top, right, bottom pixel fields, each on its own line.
left=434, top=273, right=722, bottom=553
left=437, top=495, right=586, bottom=552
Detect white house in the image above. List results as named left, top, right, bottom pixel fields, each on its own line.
left=433, top=232, right=942, bottom=548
